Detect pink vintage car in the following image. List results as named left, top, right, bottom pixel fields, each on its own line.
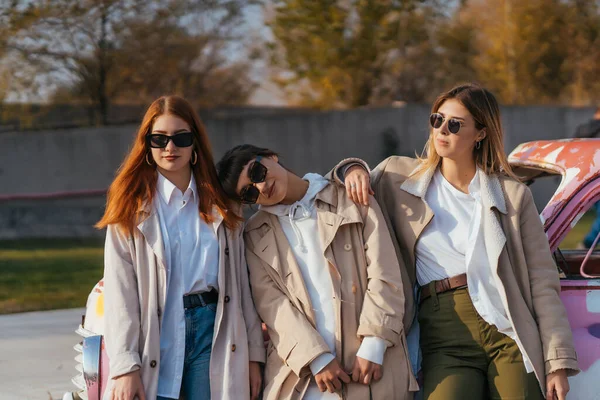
left=509, top=138, right=600, bottom=399
left=64, top=139, right=600, bottom=400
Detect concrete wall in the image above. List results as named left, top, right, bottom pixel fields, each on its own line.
left=0, top=105, right=595, bottom=238
left=0, top=197, right=106, bottom=239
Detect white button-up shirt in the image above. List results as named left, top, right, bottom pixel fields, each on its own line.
left=416, top=169, right=533, bottom=372
left=262, top=174, right=387, bottom=399
left=155, top=172, right=221, bottom=398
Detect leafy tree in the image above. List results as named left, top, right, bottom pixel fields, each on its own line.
left=2, top=0, right=260, bottom=124
left=268, top=0, right=439, bottom=108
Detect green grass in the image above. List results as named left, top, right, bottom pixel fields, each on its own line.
left=561, top=211, right=596, bottom=249
left=0, top=238, right=104, bottom=314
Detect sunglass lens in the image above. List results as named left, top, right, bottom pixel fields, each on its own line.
left=242, top=186, right=260, bottom=204
left=171, top=132, right=194, bottom=147
left=448, top=119, right=461, bottom=134
left=430, top=113, right=443, bottom=129
left=149, top=135, right=169, bottom=148
left=249, top=162, right=267, bottom=183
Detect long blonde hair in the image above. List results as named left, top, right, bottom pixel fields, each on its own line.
left=417, top=83, right=517, bottom=179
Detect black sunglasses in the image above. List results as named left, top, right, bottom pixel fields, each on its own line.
left=146, top=132, right=194, bottom=148
left=239, top=156, right=268, bottom=204
left=429, top=113, right=462, bottom=134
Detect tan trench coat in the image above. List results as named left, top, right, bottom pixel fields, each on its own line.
left=244, top=182, right=418, bottom=400
left=331, top=156, right=579, bottom=392
left=103, top=204, right=266, bottom=400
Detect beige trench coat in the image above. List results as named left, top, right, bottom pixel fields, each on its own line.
left=244, top=182, right=418, bottom=400
left=331, top=156, right=579, bottom=392
left=103, top=204, right=266, bottom=400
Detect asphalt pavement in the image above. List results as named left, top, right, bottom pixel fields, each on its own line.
left=0, top=308, right=85, bottom=400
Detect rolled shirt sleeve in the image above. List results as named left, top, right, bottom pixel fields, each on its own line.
left=356, top=336, right=387, bottom=365
left=309, top=352, right=336, bottom=375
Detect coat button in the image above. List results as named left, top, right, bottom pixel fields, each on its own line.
left=352, top=284, right=357, bottom=294
left=365, top=256, right=371, bottom=266
left=231, top=344, right=236, bottom=352
left=150, top=360, right=157, bottom=368
left=224, top=295, right=230, bottom=303
left=225, top=248, right=229, bottom=256
left=344, top=244, right=352, bottom=251
left=364, top=244, right=369, bottom=250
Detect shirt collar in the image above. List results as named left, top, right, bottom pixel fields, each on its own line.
left=157, top=172, right=196, bottom=205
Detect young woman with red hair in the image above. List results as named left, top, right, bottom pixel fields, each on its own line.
left=96, top=95, right=265, bottom=400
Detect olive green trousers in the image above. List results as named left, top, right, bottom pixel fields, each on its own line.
left=418, top=287, right=544, bottom=400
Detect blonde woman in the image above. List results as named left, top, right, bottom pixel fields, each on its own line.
left=331, top=84, right=578, bottom=400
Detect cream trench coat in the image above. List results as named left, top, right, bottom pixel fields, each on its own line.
left=103, top=204, right=266, bottom=400
left=244, top=182, right=418, bottom=400
left=330, top=156, right=579, bottom=392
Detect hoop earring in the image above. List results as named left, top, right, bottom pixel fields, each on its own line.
left=476, top=141, right=481, bottom=150
left=145, top=152, right=154, bottom=165
left=191, top=150, right=198, bottom=165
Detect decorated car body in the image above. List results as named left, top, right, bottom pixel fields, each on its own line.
left=509, top=139, right=600, bottom=399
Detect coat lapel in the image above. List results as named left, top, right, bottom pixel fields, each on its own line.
left=136, top=204, right=168, bottom=271
left=315, top=184, right=362, bottom=265
left=253, top=225, right=286, bottom=278
left=316, top=209, right=345, bottom=268
left=478, top=170, right=508, bottom=274
left=252, top=214, right=318, bottom=326
left=398, top=166, right=436, bottom=248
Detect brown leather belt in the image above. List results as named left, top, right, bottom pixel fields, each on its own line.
left=420, top=273, right=468, bottom=303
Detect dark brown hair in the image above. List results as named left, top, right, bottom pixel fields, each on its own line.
left=216, top=144, right=278, bottom=202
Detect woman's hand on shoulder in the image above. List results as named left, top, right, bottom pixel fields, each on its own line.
left=546, top=369, right=569, bottom=400
left=110, top=370, right=146, bottom=400
left=345, top=166, right=373, bottom=206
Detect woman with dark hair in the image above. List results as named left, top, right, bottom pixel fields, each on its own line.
left=331, top=84, right=579, bottom=400
left=96, top=96, right=265, bottom=400
left=216, top=144, right=417, bottom=399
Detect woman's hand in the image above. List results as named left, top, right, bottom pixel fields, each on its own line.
left=546, top=369, right=569, bottom=400
left=314, top=358, right=351, bottom=393
left=350, top=356, right=382, bottom=385
left=110, top=370, right=146, bottom=400
left=344, top=165, right=373, bottom=206
left=249, top=361, right=262, bottom=400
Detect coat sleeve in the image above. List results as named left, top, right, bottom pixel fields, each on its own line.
left=324, top=158, right=371, bottom=186
left=519, top=188, right=579, bottom=376
left=236, top=229, right=267, bottom=364
left=245, top=245, right=331, bottom=378
left=325, top=157, right=394, bottom=195
left=356, top=196, right=405, bottom=346
left=103, top=224, right=142, bottom=379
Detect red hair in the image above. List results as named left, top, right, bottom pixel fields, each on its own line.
left=96, top=95, right=241, bottom=234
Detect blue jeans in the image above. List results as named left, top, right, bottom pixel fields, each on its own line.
left=158, top=303, right=216, bottom=400
left=584, top=201, right=600, bottom=248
